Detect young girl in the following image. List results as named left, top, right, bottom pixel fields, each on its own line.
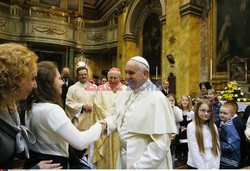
left=167, top=93, right=183, bottom=132
left=167, top=93, right=183, bottom=166
left=24, top=61, right=104, bottom=168
left=207, top=89, right=222, bottom=127
left=187, top=99, right=220, bottom=169
left=175, top=95, right=194, bottom=166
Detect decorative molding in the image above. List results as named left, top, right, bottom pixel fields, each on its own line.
left=32, top=25, right=67, bottom=35
left=114, top=0, right=130, bottom=16
left=123, top=33, right=137, bottom=42
left=179, top=2, right=203, bottom=17
left=87, top=33, right=106, bottom=42
left=149, top=0, right=161, bottom=9
left=32, top=11, right=68, bottom=22
left=159, top=14, right=166, bottom=25
left=0, top=20, right=7, bottom=29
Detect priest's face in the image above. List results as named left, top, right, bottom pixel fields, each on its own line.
left=108, top=71, right=120, bottom=87
left=77, top=69, right=88, bottom=84
left=125, top=60, right=148, bottom=90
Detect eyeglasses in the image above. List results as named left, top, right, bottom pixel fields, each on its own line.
left=199, top=109, right=212, bottom=114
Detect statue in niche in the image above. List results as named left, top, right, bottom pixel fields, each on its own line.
left=216, top=0, right=250, bottom=72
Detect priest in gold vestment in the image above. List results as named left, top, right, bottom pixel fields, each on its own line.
left=92, top=67, right=126, bottom=169
left=65, top=66, right=96, bottom=131
left=100, top=56, right=177, bottom=169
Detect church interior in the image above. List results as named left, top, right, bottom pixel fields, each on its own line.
left=0, top=0, right=250, bottom=100
left=1, top=0, right=250, bottom=169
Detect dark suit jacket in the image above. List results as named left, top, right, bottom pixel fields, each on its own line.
left=61, top=78, right=74, bottom=109
left=161, top=88, right=171, bottom=96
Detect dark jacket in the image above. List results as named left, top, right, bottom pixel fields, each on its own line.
left=161, top=88, right=171, bottom=96
left=0, top=107, right=36, bottom=169
left=212, top=100, right=222, bottom=127
left=232, top=115, right=246, bottom=167
left=61, top=78, right=74, bottom=108
left=220, top=120, right=241, bottom=168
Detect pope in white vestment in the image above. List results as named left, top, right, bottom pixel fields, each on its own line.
left=102, top=56, right=177, bottom=169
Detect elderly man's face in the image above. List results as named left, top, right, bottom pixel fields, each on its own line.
left=108, top=71, right=120, bottom=87
left=125, top=60, right=148, bottom=90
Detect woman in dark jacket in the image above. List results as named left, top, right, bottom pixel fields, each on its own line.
left=0, top=43, right=61, bottom=169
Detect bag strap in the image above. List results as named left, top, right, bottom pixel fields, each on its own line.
left=0, top=119, right=17, bottom=138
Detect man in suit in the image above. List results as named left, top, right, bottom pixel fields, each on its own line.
left=161, top=80, right=171, bottom=96
left=61, top=67, right=74, bottom=109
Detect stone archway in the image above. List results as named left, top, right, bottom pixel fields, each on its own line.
left=124, top=0, right=165, bottom=40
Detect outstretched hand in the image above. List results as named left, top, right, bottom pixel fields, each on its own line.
left=99, top=120, right=107, bottom=135
left=37, top=160, right=62, bottom=169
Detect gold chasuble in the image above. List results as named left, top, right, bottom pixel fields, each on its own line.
left=92, top=82, right=126, bottom=169
left=65, top=81, right=96, bottom=131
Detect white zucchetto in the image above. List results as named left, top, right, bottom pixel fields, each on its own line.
left=130, top=56, right=150, bottom=68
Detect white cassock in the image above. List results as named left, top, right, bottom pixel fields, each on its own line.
left=65, top=81, right=96, bottom=131
left=105, top=80, right=177, bottom=169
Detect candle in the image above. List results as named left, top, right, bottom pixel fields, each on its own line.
left=210, top=59, right=212, bottom=80
left=156, top=66, right=158, bottom=80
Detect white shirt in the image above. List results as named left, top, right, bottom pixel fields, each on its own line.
left=187, top=121, right=220, bottom=169
left=25, top=103, right=102, bottom=157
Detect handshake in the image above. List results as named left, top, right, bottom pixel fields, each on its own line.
left=99, top=120, right=107, bottom=135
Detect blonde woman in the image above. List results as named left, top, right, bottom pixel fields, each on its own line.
left=0, top=43, right=61, bottom=169
left=187, top=99, right=220, bottom=169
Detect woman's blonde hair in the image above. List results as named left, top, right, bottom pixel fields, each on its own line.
left=0, top=43, right=38, bottom=107
left=194, top=99, right=220, bottom=157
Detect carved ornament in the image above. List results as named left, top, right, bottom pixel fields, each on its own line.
left=0, top=20, right=7, bottom=29
left=87, top=33, right=106, bottom=42
left=32, top=25, right=67, bottom=35
left=115, top=0, right=130, bottom=16
left=149, top=0, right=161, bottom=9
left=169, top=35, right=176, bottom=45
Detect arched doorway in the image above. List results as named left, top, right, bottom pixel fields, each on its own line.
left=142, top=13, right=162, bottom=77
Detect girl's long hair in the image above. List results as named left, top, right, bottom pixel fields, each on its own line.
left=26, top=61, right=62, bottom=110
left=194, top=99, right=220, bottom=156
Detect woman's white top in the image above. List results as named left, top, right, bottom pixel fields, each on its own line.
left=25, top=103, right=102, bottom=157
left=187, top=121, right=220, bottom=169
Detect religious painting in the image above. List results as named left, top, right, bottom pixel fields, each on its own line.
left=216, top=0, right=250, bottom=72
left=143, top=13, right=161, bottom=77
left=228, top=56, right=247, bottom=83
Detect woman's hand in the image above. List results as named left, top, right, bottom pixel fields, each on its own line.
left=37, top=160, right=62, bottom=169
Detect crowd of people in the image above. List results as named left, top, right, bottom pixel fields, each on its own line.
left=164, top=80, right=250, bottom=169
left=0, top=42, right=250, bottom=169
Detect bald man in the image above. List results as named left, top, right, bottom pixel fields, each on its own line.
left=100, top=56, right=177, bottom=169
left=61, top=67, right=74, bottom=109
left=91, top=67, right=126, bottom=169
